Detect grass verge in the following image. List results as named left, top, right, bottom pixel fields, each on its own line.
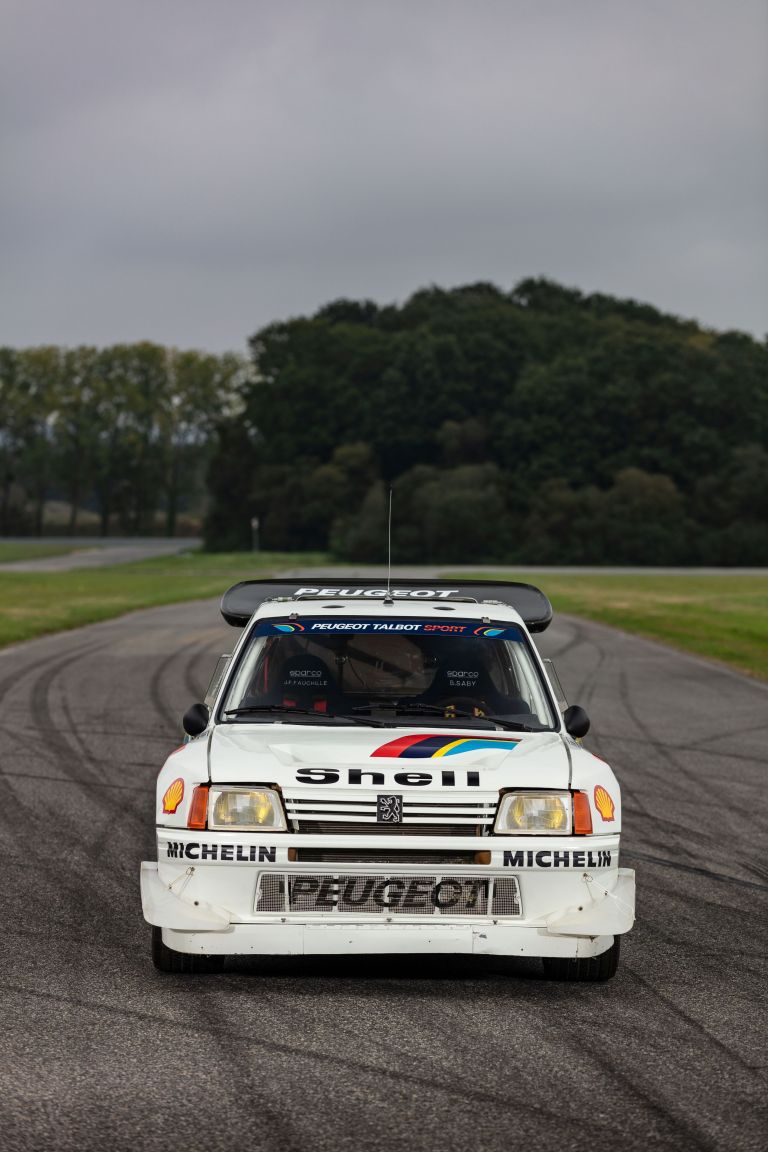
left=1, top=558, right=764, bottom=681
left=0, top=541, right=85, bottom=563
left=449, top=571, right=768, bottom=681
left=0, top=551, right=327, bottom=648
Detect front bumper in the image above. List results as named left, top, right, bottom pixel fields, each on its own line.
left=141, top=828, right=635, bottom=957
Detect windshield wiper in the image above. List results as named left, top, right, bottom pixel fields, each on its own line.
left=473, top=715, right=540, bottom=732
left=360, top=702, right=473, bottom=716
left=223, top=704, right=387, bottom=727
left=352, top=702, right=539, bottom=731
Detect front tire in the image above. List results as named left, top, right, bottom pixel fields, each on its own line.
left=542, top=936, right=620, bottom=982
left=151, top=926, right=225, bottom=974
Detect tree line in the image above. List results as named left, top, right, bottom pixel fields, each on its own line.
left=3, top=280, right=765, bottom=561
left=205, top=279, right=768, bottom=564
left=0, top=343, right=245, bottom=535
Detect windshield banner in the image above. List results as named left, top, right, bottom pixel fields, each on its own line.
left=253, top=619, right=523, bottom=639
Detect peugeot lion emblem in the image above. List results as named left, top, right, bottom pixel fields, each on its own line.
left=377, top=794, right=403, bottom=823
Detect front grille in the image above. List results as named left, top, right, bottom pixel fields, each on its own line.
left=285, top=793, right=497, bottom=836
left=255, top=873, right=521, bottom=917
left=292, top=821, right=483, bottom=837
left=296, top=849, right=480, bottom=865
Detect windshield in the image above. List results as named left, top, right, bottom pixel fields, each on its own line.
left=220, top=617, right=558, bottom=729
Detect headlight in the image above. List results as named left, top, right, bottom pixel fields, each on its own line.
left=208, top=787, right=287, bottom=831
left=495, top=791, right=572, bottom=835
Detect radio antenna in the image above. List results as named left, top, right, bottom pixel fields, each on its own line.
left=385, top=487, right=393, bottom=602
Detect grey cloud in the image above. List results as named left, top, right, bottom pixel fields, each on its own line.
left=1, top=0, right=766, bottom=351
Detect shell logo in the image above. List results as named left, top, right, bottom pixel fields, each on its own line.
left=593, top=784, right=615, bottom=822
left=162, top=777, right=185, bottom=814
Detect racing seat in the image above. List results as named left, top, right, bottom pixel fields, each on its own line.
left=267, top=654, right=341, bottom=714
left=425, top=661, right=530, bottom=716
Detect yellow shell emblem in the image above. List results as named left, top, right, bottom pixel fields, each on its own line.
left=162, top=777, right=185, bottom=814
left=593, top=784, right=615, bottom=821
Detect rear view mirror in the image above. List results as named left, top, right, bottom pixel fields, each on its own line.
left=183, top=702, right=210, bottom=737
left=564, top=704, right=590, bottom=738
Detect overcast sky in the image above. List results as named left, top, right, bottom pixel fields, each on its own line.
left=1, top=0, right=766, bottom=352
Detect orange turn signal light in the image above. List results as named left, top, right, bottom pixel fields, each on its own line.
left=572, top=791, right=593, bottom=835
left=187, top=784, right=209, bottom=830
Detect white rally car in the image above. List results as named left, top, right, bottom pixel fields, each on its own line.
left=140, top=579, right=635, bottom=979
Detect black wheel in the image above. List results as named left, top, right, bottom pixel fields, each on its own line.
left=151, top=926, right=225, bottom=974
left=542, top=936, right=620, bottom=982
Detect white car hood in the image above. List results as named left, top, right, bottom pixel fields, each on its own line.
left=208, top=725, right=570, bottom=791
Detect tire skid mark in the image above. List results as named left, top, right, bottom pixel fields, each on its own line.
left=562, top=1036, right=719, bottom=1152
left=662, top=738, right=767, bottom=766
left=83, top=634, right=220, bottom=873
left=25, top=638, right=119, bottom=781
left=682, top=717, right=768, bottom=750
left=632, top=837, right=758, bottom=881
left=555, top=623, right=607, bottom=710
left=25, top=672, right=145, bottom=847
left=561, top=627, right=646, bottom=777
left=0, top=723, right=176, bottom=778
left=552, top=617, right=768, bottom=903
left=0, top=641, right=119, bottom=837
left=1, top=980, right=637, bottom=1138
left=622, top=850, right=768, bottom=892
left=0, top=638, right=96, bottom=702
left=534, top=622, right=583, bottom=663
left=42, top=637, right=172, bottom=775
left=0, top=639, right=110, bottom=768
left=31, top=631, right=215, bottom=906
left=366, top=973, right=697, bottom=1146
left=616, top=807, right=706, bottom=843
left=169, top=989, right=331, bottom=1152
left=5, top=925, right=142, bottom=950
left=588, top=740, right=746, bottom=856
left=619, top=807, right=736, bottom=848
left=148, top=634, right=220, bottom=735
left=83, top=635, right=221, bottom=874
left=0, top=639, right=151, bottom=916
left=585, top=728, right=765, bottom=766
left=567, top=626, right=661, bottom=827
left=60, top=691, right=108, bottom=777
left=624, top=965, right=768, bottom=1085
left=638, top=887, right=767, bottom=928
left=183, top=634, right=224, bottom=704
left=560, top=620, right=759, bottom=873
left=0, top=723, right=58, bottom=762
left=28, top=638, right=149, bottom=796
left=631, top=874, right=766, bottom=921
left=632, top=918, right=767, bottom=977
left=615, top=665, right=740, bottom=821
left=0, top=769, right=153, bottom=791
left=746, top=859, right=768, bottom=883
left=0, top=780, right=129, bottom=933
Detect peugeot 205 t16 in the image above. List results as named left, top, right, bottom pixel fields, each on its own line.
left=140, top=579, right=635, bottom=979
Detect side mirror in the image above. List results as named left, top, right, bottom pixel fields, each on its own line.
left=564, top=704, right=590, bottom=738
left=183, top=702, right=210, bottom=737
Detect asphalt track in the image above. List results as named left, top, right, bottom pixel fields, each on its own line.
left=1, top=597, right=766, bottom=1152
left=0, top=537, right=199, bottom=572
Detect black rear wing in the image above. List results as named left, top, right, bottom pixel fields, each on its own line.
left=220, top=578, right=552, bottom=632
